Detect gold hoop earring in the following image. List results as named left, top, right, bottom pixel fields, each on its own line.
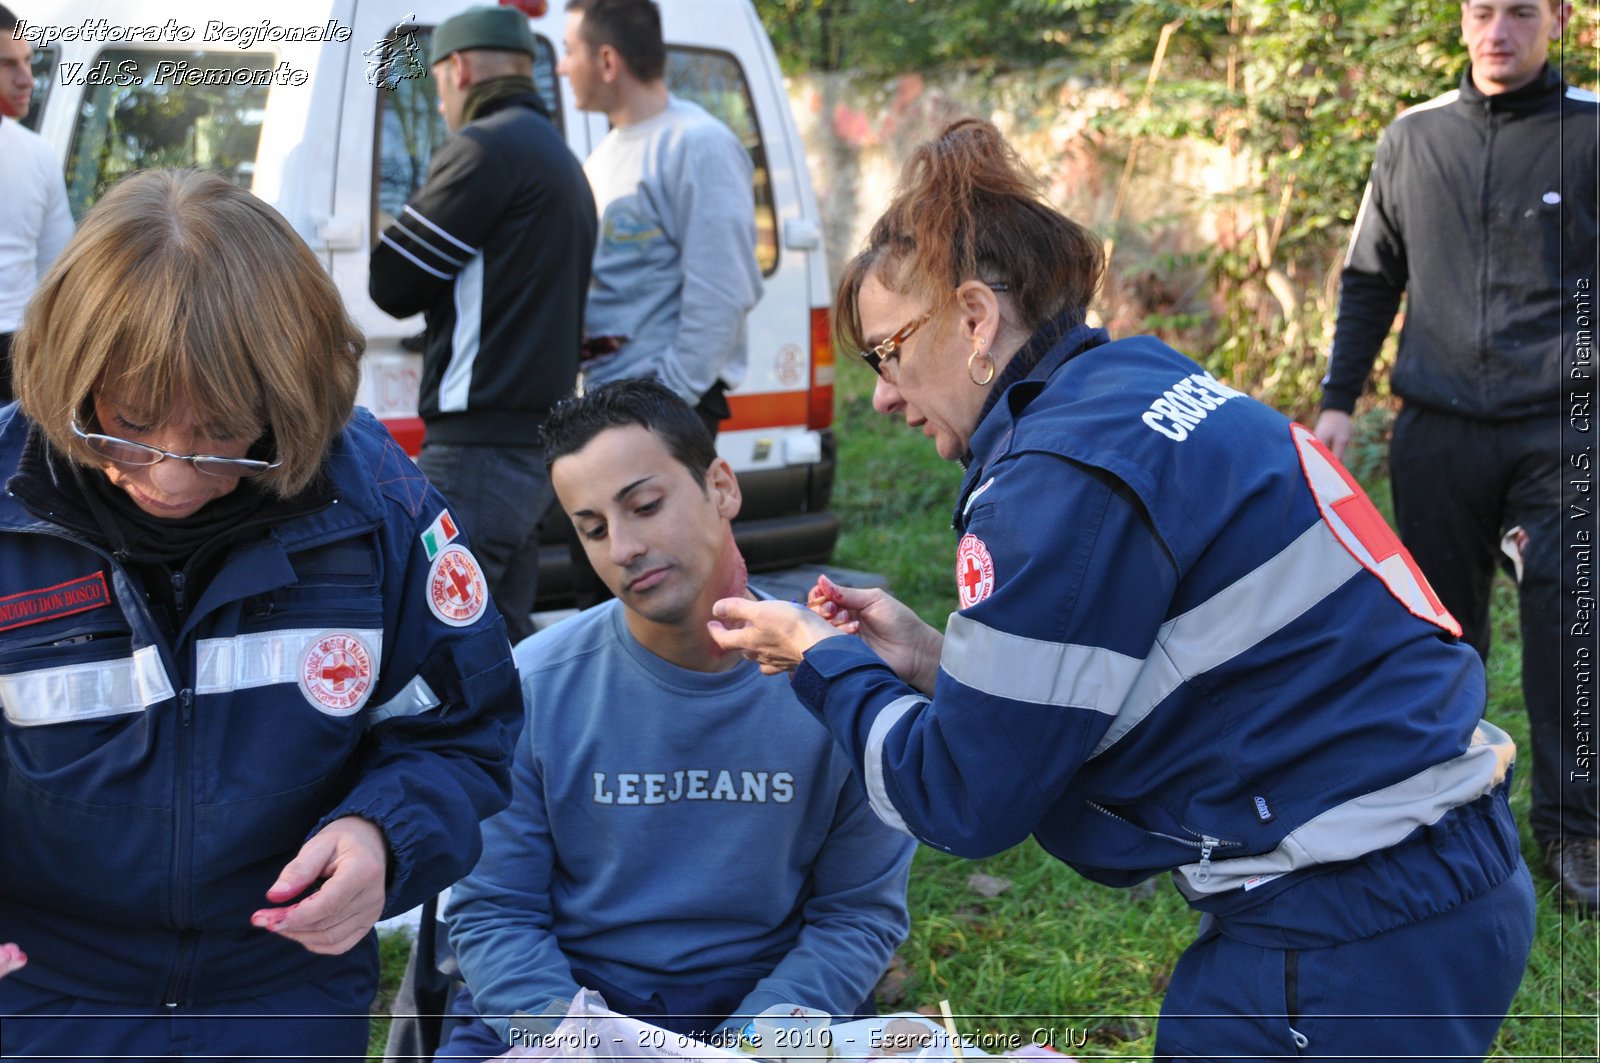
left=967, top=343, right=995, bottom=387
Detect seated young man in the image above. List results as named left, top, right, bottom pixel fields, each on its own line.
left=439, top=380, right=915, bottom=1058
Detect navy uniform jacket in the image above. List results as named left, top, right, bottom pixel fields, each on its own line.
left=796, top=325, right=1519, bottom=941
left=0, top=407, right=522, bottom=1004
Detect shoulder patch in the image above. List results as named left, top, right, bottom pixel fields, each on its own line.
left=421, top=509, right=461, bottom=560
left=428, top=545, right=488, bottom=627
left=1291, top=424, right=1461, bottom=635
left=956, top=534, right=996, bottom=610
left=0, top=572, right=111, bottom=632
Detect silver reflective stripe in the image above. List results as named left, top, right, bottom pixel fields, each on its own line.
left=367, top=674, right=440, bottom=726
left=1173, top=720, right=1517, bottom=897
left=943, top=612, right=1139, bottom=714
left=864, top=695, right=924, bottom=837
left=194, top=628, right=384, bottom=694
left=1091, top=521, right=1361, bottom=757
left=0, top=645, right=173, bottom=727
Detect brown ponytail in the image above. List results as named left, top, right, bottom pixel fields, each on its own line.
left=837, top=118, right=1103, bottom=356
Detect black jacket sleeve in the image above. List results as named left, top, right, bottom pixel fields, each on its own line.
left=1322, top=135, right=1408, bottom=413
left=368, top=129, right=514, bottom=319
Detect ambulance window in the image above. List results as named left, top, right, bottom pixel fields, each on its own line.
left=665, top=47, right=778, bottom=277
left=372, top=28, right=561, bottom=234
left=63, top=50, right=272, bottom=219
left=22, top=46, right=55, bottom=131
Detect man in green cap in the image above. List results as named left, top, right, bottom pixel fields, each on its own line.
left=370, top=4, right=596, bottom=646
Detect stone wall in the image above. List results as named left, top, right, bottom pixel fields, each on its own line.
left=785, top=66, right=1245, bottom=335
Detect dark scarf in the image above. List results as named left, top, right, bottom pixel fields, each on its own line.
left=462, top=75, right=544, bottom=125
left=8, top=426, right=333, bottom=566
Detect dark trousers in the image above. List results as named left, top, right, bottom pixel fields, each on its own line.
left=1154, top=864, right=1534, bottom=1059
left=1389, top=405, right=1598, bottom=841
left=417, top=443, right=553, bottom=645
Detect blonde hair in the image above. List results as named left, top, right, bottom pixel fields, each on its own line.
left=837, top=118, right=1104, bottom=357
left=12, top=170, right=363, bottom=497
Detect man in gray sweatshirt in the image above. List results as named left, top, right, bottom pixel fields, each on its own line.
left=560, top=0, right=762, bottom=436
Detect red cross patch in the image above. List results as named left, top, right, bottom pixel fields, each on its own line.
left=428, top=545, right=487, bottom=627
left=1291, top=423, right=1460, bottom=635
left=956, top=534, right=996, bottom=609
left=299, top=632, right=375, bottom=716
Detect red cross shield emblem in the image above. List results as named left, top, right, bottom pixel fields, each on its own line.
left=1291, top=424, right=1461, bottom=635
left=428, top=545, right=487, bottom=627
left=956, top=533, right=996, bottom=609
left=300, top=632, right=375, bottom=715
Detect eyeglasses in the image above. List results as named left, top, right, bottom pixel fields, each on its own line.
left=71, top=415, right=281, bottom=479
left=860, top=310, right=932, bottom=380
left=857, top=282, right=1009, bottom=381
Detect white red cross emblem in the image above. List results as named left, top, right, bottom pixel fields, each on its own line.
left=1291, top=424, right=1461, bottom=636
left=956, top=533, right=996, bottom=609
left=428, top=545, right=487, bottom=627
left=299, top=632, right=375, bottom=715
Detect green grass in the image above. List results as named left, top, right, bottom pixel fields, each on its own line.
left=370, top=362, right=1597, bottom=1059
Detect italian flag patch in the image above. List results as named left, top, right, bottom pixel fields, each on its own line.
left=421, top=509, right=460, bottom=561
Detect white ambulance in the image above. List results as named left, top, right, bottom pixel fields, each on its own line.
left=17, top=0, right=840, bottom=604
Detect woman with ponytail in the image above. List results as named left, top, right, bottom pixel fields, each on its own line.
left=712, top=118, right=1533, bottom=1059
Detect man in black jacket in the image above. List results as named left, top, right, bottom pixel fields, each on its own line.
left=1316, top=0, right=1597, bottom=910
left=370, top=5, right=597, bottom=643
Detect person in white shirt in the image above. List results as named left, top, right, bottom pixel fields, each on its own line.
left=0, top=4, right=72, bottom=403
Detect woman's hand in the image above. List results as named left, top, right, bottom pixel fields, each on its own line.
left=708, top=597, right=846, bottom=674
left=806, top=575, right=943, bottom=694
left=251, top=815, right=389, bottom=955
left=0, top=942, right=26, bottom=979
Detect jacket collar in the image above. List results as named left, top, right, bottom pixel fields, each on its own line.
left=955, top=321, right=1109, bottom=522
left=1458, top=62, right=1563, bottom=114
left=463, top=76, right=549, bottom=124
left=964, top=321, right=1109, bottom=469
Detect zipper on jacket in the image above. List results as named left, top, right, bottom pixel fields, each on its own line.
left=165, top=684, right=197, bottom=1006
left=1196, top=835, right=1221, bottom=884
left=1085, top=802, right=1242, bottom=861
left=171, top=571, right=187, bottom=624
left=162, top=929, right=198, bottom=1008
left=1284, top=949, right=1309, bottom=1049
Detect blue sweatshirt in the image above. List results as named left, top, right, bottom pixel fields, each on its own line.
left=447, top=600, right=914, bottom=1043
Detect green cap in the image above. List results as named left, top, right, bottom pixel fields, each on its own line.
left=429, top=6, right=537, bottom=66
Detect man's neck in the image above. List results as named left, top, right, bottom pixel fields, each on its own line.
left=607, top=79, right=670, bottom=129
left=1471, top=62, right=1548, bottom=97
left=623, top=542, right=753, bottom=673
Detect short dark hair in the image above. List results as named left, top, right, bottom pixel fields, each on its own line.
left=565, top=0, right=665, bottom=83
left=0, top=6, right=19, bottom=32
left=541, top=378, right=715, bottom=487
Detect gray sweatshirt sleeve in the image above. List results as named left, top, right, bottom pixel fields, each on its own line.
left=656, top=118, right=764, bottom=401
